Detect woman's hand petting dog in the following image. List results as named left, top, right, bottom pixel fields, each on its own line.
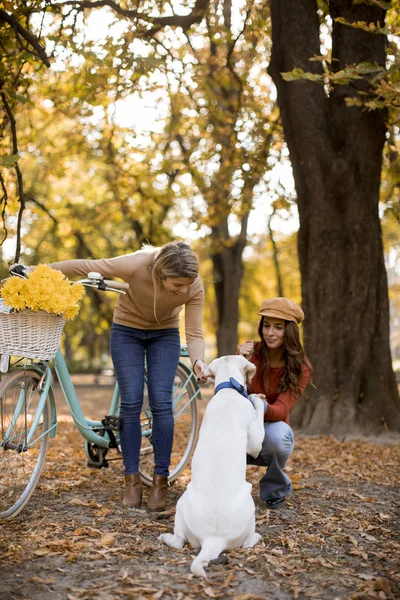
left=238, top=341, right=255, bottom=358
left=193, top=359, right=208, bottom=383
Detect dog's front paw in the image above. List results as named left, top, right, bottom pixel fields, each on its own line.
left=249, top=394, right=266, bottom=413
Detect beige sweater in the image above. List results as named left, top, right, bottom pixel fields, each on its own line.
left=50, top=249, right=205, bottom=364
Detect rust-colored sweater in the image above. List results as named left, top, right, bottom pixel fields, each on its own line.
left=50, top=249, right=205, bottom=364
left=247, top=353, right=311, bottom=424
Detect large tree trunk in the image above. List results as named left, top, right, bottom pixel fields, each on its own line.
left=268, top=0, right=400, bottom=435
left=211, top=217, right=247, bottom=355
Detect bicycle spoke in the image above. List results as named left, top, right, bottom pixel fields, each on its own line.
left=0, top=370, right=50, bottom=519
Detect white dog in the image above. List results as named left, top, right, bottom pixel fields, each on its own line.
left=158, top=355, right=266, bottom=578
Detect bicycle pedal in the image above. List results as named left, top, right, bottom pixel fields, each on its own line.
left=102, top=415, right=121, bottom=430
left=87, top=461, right=103, bottom=469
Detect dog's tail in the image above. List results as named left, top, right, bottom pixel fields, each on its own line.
left=190, top=536, right=226, bottom=579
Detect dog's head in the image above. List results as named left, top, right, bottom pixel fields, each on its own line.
left=203, top=355, right=257, bottom=386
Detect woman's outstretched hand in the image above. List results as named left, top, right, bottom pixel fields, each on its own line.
left=193, top=359, right=207, bottom=382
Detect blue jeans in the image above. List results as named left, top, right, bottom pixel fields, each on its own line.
left=247, top=421, right=294, bottom=501
left=110, top=323, right=181, bottom=477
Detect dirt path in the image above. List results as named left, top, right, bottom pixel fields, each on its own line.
left=1, top=384, right=399, bottom=600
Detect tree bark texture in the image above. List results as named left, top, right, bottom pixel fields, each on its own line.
left=211, top=218, right=247, bottom=356
left=268, top=0, right=400, bottom=435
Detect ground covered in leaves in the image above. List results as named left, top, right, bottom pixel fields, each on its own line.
left=1, top=384, right=399, bottom=600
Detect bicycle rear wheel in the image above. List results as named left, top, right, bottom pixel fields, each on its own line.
left=0, top=370, right=50, bottom=519
left=139, top=362, right=200, bottom=486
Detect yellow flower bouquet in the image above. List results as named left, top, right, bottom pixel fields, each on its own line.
left=0, top=265, right=84, bottom=360
left=1, top=264, right=84, bottom=320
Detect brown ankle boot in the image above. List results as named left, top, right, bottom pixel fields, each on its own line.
left=147, top=474, right=168, bottom=511
left=123, top=473, right=142, bottom=507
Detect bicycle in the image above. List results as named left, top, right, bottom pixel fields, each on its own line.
left=0, top=270, right=201, bottom=519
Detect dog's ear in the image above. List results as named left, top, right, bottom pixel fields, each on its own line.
left=244, top=359, right=257, bottom=385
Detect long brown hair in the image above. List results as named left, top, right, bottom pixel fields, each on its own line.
left=254, top=316, right=312, bottom=398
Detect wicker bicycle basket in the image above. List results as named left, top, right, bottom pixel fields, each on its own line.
left=0, top=310, right=66, bottom=360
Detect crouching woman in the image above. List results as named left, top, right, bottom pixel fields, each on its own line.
left=238, top=297, right=312, bottom=509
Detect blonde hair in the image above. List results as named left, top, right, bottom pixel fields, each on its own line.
left=146, top=242, right=199, bottom=322
left=151, top=242, right=199, bottom=280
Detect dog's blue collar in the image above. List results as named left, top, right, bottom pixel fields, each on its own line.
left=214, top=377, right=249, bottom=399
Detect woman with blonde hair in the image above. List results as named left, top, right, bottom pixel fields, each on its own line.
left=50, top=241, right=207, bottom=511
left=238, top=297, right=312, bottom=509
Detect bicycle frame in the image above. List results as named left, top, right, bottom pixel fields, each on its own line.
left=52, top=349, right=111, bottom=448
left=1, top=344, right=201, bottom=519
left=22, top=345, right=200, bottom=450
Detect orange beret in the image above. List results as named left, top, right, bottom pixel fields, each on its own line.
left=258, top=297, right=304, bottom=324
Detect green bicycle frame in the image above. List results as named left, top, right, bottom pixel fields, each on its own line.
left=53, top=349, right=109, bottom=448
left=30, top=344, right=198, bottom=451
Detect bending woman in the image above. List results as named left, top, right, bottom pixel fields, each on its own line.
left=50, top=242, right=207, bottom=511
left=238, top=297, right=312, bottom=509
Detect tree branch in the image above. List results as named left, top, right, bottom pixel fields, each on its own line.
left=0, top=90, right=25, bottom=262
left=153, top=0, right=210, bottom=28
left=0, top=9, right=50, bottom=67
left=57, top=0, right=210, bottom=32
left=54, top=0, right=143, bottom=19
left=0, top=171, right=8, bottom=246
left=25, top=194, right=58, bottom=225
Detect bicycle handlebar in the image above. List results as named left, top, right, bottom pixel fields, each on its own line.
left=8, top=266, right=129, bottom=294
left=79, top=272, right=129, bottom=293
left=9, top=264, right=27, bottom=277
left=103, top=279, right=129, bottom=291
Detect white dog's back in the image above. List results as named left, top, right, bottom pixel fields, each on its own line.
left=159, top=356, right=265, bottom=578
left=190, top=392, right=252, bottom=493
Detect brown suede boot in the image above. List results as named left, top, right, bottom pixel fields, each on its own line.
left=123, top=473, right=142, bottom=508
left=147, top=474, right=169, bottom=511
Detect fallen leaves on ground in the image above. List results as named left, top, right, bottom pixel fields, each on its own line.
left=1, top=404, right=399, bottom=600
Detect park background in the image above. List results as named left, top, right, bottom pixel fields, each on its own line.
left=1, top=0, right=399, bottom=437
left=1, top=2, right=400, bottom=599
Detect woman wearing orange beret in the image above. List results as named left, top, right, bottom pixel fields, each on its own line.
left=238, top=297, right=312, bottom=509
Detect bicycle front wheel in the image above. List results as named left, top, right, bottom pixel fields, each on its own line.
left=139, top=362, right=200, bottom=486
left=0, top=370, right=50, bottom=519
